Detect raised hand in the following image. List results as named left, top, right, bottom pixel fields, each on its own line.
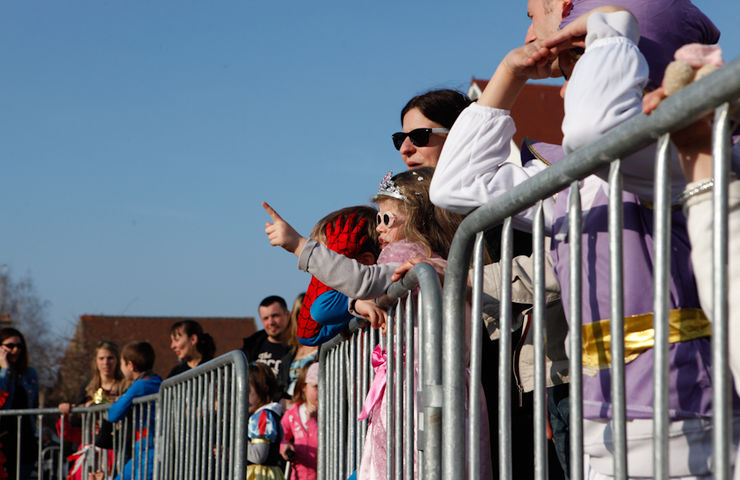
left=262, top=202, right=307, bottom=256
left=325, top=214, right=369, bottom=258
left=540, top=6, right=629, bottom=53
left=502, top=40, right=557, bottom=80
left=391, top=256, right=447, bottom=283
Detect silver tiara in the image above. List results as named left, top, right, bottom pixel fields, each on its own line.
left=375, top=171, right=408, bottom=202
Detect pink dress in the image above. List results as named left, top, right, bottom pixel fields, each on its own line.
left=357, top=239, right=493, bottom=480
left=281, top=403, right=317, bottom=480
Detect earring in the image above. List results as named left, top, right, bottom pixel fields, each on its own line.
left=561, top=0, right=573, bottom=19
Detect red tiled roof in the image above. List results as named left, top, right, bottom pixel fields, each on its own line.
left=55, top=315, right=257, bottom=403
left=470, top=79, right=564, bottom=147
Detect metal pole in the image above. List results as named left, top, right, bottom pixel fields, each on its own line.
left=712, top=102, right=731, bottom=480
left=499, top=218, right=514, bottom=480
left=468, top=232, right=485, bottom=480
left=608, top=160, right=627, bottom=479
left=652, top=133, right=672, bottom=480
left=568, top=183, right=584, bottom=480
left=405, top=295, right=415, bottom=480
left=533, top=201, right=548, bottom=480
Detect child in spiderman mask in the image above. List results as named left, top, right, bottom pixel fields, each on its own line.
left=295, top=205, right=381, bottom=347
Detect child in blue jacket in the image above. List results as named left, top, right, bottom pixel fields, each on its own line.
left=108, top=341, right=162, bottom=480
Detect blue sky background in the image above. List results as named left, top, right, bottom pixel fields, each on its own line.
left=2, top=1, right=738, bottom=338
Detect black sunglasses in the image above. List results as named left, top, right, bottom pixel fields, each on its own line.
left=391, top=127, right=449, bottom=150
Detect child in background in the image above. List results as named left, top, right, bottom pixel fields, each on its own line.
left=248, top=362, right=285, bottom=480
left=280, top=363, right=318, bottom=480
left=107, top=341, right=162, bottom=480
left=297, top=205, right=380, bottom=347
left=263, top=167, right=493, bottom=480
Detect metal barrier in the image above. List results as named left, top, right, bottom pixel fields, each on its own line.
left=0, top=350, right=248, bottom=480
left=154, top=350, right=249, bottom=480
left=442, top=57, right=740, bottom=480
left=318, top=262, right=443, bottom=480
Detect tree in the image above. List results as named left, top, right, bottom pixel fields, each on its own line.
left=0, top=266, right=64, bottom=395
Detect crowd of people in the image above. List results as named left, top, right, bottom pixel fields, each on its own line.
left=259, top=0, right=739, bottom=479
left=2, top=0, right=738, bottom=479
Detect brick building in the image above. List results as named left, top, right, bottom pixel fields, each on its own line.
left=54, top=314, right=257, bottom=403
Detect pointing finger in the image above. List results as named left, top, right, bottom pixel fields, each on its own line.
left=262, top=202, right=283, bottom=222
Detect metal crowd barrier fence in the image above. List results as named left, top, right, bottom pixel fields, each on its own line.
left=318, top=262, right=443, bottom=480
left=442, top=56, right=740, bottom=480
left=154, top=350, right=249, bottom=480
left=0, top=350, right=248, bottom=480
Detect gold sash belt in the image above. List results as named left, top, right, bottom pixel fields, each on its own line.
left=582, top=308, right=710, bottom=373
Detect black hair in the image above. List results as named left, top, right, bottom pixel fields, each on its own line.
left=0, top=327, right=28, bottom=374
left=259, top=295, right=288, bottom=311
left=400, top=89, right=472, bottom=129
left=169, top=319, right=216, bottom=362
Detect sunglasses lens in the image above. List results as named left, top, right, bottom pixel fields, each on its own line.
left=408, top=129, right=431, bottom=147
left=391, top=132, right=406, bottom=150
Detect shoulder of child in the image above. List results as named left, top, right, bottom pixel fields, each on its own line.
left=249, top=403, right=283, bottom=441
left=377, top=239, right=433, bottom=265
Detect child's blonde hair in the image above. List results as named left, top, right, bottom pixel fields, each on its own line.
left=375, top=167, right=462, bottom=258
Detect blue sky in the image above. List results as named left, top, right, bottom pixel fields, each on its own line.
left=2, top=1, right=738, bottom=337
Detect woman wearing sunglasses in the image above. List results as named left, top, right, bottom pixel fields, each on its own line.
left=0, top=327, right=39, bottom=479
left=393, top=89, right=471, bottom=170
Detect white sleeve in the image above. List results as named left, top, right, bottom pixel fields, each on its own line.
left=563, top=11, right=686, bottom=202
left=430, top=103, right=551, bottom=232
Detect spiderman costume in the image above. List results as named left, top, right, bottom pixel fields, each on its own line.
left=297, top=214, right=371, bottom=344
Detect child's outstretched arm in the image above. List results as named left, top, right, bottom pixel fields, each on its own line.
left=263, top=202, right=307, bottom=257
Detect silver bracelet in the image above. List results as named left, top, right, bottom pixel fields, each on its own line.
left=678, top=178, right=714, bottom=205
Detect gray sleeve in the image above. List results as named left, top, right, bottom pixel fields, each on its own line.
left=247, top=442, right=270, bottom=464
left=297, top=239, right=399, bottom=299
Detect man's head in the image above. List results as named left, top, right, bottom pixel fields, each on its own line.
left=120, top=341, right=155, bottom=380
left=258, top=295, right=291, bottom=343
left=552, top=0, right=720, bottom=90
left=526, top=0, right=572, bottom=77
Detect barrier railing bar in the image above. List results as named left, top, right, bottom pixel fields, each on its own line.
left=468, top=232, right=485, bottom=480
left=499, top=218, right=514, bottom=480
left=567, top=183, right=584, bottom=480
left=712, top=102, right=731, bottom=480
left=533, top=201, right=548, bottom=480
left=404, top=295, right=415, bottom=480
left=652, top=133, right=672, bottom=480
left=395, top=302, right=403, bottom=480
left=607, top=160, right=627, bottom=480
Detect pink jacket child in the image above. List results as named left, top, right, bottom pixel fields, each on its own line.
left=280, top=363, right=319, bottom=480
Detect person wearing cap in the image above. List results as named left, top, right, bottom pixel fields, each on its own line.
left=429, top=0, right=737, bottom=478
left=280, top=362, right=319, bottom=480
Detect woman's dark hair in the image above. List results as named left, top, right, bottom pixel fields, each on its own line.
left=400, top=89, right=472, bottom=129
left=249, top=362, right=279, bottom=407
left=0, top=327, right=28, bottom=374
left=169, top=320, right=216, bottom=362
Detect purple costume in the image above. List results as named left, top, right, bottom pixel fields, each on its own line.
left=523, top=140, right=714, bottom=419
